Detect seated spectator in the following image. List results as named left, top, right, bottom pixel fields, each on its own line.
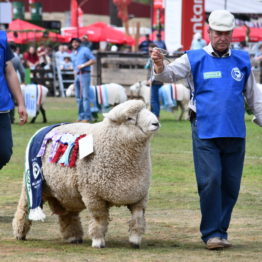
left=139, top=34, right=153, bottom=53
left=37, top=45, right=51, bottom=69
left=154, top=33, right=167, bottom=50
left=23, top=46, right=39, bottom=69
left=60, top=56, right=73, bottom=70
left=55, top=44, right=71, bottom=67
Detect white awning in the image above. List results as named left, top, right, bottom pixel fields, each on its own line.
left=205, top=0, right=262, bottom=14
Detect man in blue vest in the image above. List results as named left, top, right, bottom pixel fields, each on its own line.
left=0, top=31, right=28, bottom=170
left=71, top=38, right=96, bottom=122
left=151, top=10, right=262, bottom=249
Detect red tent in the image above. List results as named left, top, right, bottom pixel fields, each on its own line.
left=249, top=27, right=262, bottom=42
left=7, top=19, right=69, bottom=43
left=63, top=22, right=135, bottom=45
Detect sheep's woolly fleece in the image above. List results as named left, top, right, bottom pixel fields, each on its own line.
left=13, top=99, right=160, bottom=248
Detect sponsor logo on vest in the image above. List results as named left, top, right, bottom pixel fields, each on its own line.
left=231, top=67, right=244, bottom=81
left=203, top=71, right=222, bottom=79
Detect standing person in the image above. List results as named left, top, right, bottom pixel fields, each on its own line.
left=9, top=43, right=25, bottom=124
left=151, top=10, right=262, bottom=249
left=139, top=34, right=153, bottom=53
left=154, top=33, right=167, bottom=50
left=70, top=38, right=96, bottom=123
left=145, top=43, right=163, bottom=118
left=190, top=32, right=207, bottom=50
left=0, top=31, right=27, bottom=170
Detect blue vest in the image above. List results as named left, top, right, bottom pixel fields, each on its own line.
left=187, top=49, right=251, bottom=139
left=0, top=31, right=13, bottom=111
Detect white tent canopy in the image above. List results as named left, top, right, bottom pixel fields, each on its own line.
left=206, top=0, right=262, bottom=13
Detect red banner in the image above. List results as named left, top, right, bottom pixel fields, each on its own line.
left=181, top=0, right=205, bottom=50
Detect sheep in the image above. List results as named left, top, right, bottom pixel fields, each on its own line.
left=66, top=82, right=127, bottom=106
left=129, top=80, right=151, bottom=108
left=12, top=100, right=160, bottom=249
left=66, top=83, right=127, bottom=121
left=21, top=84, right=48, bottom=123
left=129, top=81, right=190, bottom=120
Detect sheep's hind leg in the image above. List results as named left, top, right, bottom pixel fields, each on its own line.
left=58, top=212, right=83, bottom=243
left=86, top=199, right=109, bottom=248
left=12, top=183, right=32, bottom=240
left=128, top=204, right=146, bottom=248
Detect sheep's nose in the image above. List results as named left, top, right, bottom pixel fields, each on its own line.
left=152, top=122, right=160, bottom=127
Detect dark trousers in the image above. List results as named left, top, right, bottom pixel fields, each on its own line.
left=0, top=113, right=13, bottom=169
left=150, top=83, right=162, bottom=117
left=191, top=119, right=245, bottom=242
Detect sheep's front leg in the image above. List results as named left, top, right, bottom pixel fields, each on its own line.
left=58, top=212, right=83, bottom=243
left=85, top=198, right=109, bottom=248
left=128, top=203, right=146, bottom=248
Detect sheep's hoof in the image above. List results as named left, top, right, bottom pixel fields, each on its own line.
left=70, top=238, right=83, bottom=244
left=66, top=237, right=83, bottom=244
left=130, top=243, right=140, bottom=249
left=129, top=234, right=141, bottom=249
left=92, top=238, right=106, bottom=248
left=16, top=236, right=26, bottom=241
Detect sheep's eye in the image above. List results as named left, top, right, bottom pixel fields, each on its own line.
left=127, top=117, right=136, bottom=124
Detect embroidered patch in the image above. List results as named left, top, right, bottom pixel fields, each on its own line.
left=231, top=67, right=244, bottom=81
left=32, top=161, right=41, bottom=179
left=203, top=71, right=222, bottom=79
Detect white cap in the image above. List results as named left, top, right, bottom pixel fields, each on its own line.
left=208, top=10, right=235, bottom=31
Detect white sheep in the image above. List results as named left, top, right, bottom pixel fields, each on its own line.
left=12, top=100, right=160, bottom=248
left=129, top=81, right=190, bottom=120
left=66, top=83, right=127, bottom=105
left=21, top=84, right=48, bottom=123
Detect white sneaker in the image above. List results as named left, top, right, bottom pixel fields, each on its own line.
left=206, top=237, right=224, bottom=250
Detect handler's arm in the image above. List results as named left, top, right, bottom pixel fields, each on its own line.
left=245, top=71, right=262, bottom=126
left=151, top=50, right=191, bottom=83
left=5, top=61, right=28, bottom=125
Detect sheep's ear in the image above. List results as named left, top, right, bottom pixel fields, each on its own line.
left=105, top=100, right=145, bottom=123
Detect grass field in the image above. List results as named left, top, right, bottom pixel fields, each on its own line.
left=0, top=97, right=261, bottom=262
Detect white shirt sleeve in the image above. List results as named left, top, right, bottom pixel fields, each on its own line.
left=245, top=72, right=262, bottom=126
left=153, top=53, right=191, bottom=83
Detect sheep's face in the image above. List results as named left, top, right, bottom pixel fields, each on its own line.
left=136, top=108, right=160, bottom=134
left=104, top=100, right=160, bottom=137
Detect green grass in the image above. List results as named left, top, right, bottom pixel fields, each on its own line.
left=0, top=97, right=261, bottom=262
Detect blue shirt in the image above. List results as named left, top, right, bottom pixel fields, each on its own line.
left=154, top=40, right=167, bottom=50
left=71, top=46, right=95, bottom=73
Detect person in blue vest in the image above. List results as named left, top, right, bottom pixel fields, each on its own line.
left=0, top=32, right=27, bottom=170
left=151, top=10, right=262, bottom=250
left=70, top=38, right=96, bottom=122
